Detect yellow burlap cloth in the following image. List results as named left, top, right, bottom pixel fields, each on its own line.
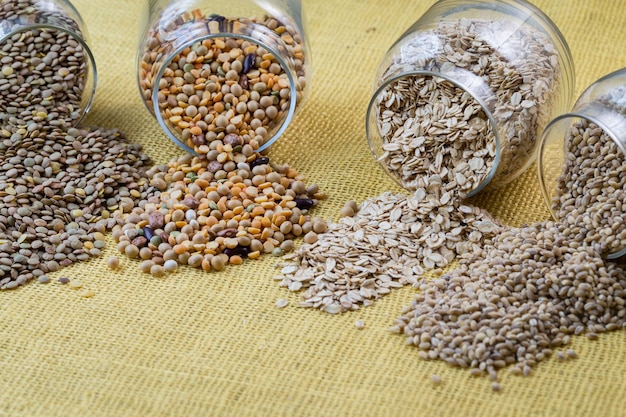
left=2, top=0, right=625, bottom=416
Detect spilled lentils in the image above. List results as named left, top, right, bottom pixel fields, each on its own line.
left=139, top=9, right=307, bottom=155
left=0, top=0, right=89, bottom=130
left=0, top=126, right=156, bottom=290
left=112, top=148, right=325, bottom=275
left=277, top=173, right=501, bottom=314
left=374, top=18, right=561, bottom=192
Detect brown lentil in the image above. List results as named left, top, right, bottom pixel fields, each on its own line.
left=107, top=256, right=120, bottom=270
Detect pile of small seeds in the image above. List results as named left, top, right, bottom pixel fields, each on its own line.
left=552, top=120, right=626, bottom=257
left=374, top=18, right=561, bottom=192
left=277, top=173, right=501, bottom=314
left=139, top=9, right=307, bottom=155
left=0, top=125, right=157, bottom=289
left=112, top=147, right=325, bottom=276
left=394, top=109, right=626, bottom=379
left=0, top=0, right=89, bottom=130
left=393, top=220, right=626, bottom=379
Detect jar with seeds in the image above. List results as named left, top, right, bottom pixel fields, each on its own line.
left=0, top=0, right=97, bottom=130
left=538, top=67, right=626, bottom=259
left=137, top=0, right=310, bottom=155
left=366, top=0, right=574, bottom=197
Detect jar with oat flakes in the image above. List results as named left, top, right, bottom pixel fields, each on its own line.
left=137, top=0, right=310, bottom=156
left=366, top=0, right=574, bottom=197
left=0, top=0, right=97, bottom=129
left=538, top=68, right=626, bottom=259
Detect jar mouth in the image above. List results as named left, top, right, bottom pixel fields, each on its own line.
left=365, top=69, right=502, bottom=197
left=150, top=30, right=299, bottom=156
left=0, top=23, right=98, bottom=126
left=538, top=112, right=626, bottom=260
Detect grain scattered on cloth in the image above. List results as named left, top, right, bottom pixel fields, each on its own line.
left=1, top=0, right=626, bottom=416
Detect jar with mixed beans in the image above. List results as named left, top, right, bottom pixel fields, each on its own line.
left=137, top=0, right=310, bottom=155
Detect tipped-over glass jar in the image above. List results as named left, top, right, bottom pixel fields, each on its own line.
left=366, top=0, right=574, bottom=198
left=538, top=68, right=626, bottom=259
left=0, top=0, right=97, bottom=130
left=137, top=0, right=310, bottom=156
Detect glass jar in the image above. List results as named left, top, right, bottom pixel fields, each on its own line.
left=538, top=68, right=626, bottom=259
left=366, top=0, right=574, bottom=197
left=137, top=0, right=310, bottom=156
left=0, top=0, right=97, bottom=130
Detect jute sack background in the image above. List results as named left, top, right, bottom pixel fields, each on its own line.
left=1, top=0, right=625, bottom=416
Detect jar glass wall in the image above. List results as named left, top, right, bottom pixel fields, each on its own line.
left=137, top=0, right=310, bottom=156
left=538, top=68, right=626, bottom=259
left=366, top=0, right=574, bottom=197
left=0, top=0, right=97, bottom=130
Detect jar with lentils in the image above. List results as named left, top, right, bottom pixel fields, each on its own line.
left=137, top=0, right=310, bottom=155
left=538, top=67, right=626, bottom=259
left=0, top=0, right=97, bottom=130
left=366, top=0, right=574, bottom=197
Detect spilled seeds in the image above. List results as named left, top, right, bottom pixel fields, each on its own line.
left=277, top=173, right=501, bottom=314
left=0, top=125, right=156, bottom=289
left=394, top=115, right=626, bottom=380
left=112, top=149, right=325, bottom=275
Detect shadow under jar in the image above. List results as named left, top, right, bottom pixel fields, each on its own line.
left=137, top=0, right=311, bottom=156
left=366, top=0, right=574, bottom=198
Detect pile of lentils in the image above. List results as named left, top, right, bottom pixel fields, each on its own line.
left=0, top=125, right=158, bottom=289
left=139, top=9, right=307, bottom=155
left=112, top=143, right=325, bottom=276
left=374, top=18, right=562, bottom=192
left=0, top=0, right=156, bottom=290
left=0, top=0, right=90, bottom=130
left=393, top=106, right=626, bottom=382
left=0, top=0, right=325, bottom=287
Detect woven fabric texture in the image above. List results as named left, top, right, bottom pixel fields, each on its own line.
left=2, top=0, right=626, bottom=416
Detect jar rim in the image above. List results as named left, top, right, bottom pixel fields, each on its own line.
left=365, top=69, right=502, bottom=197
left=537, top=111, right=626, bottom=260
left=0, top=23, right=98, bottom=126
left=150, top=28, right=299, bottom=155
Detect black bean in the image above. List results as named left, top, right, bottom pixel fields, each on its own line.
left=239, top=74, right=248, bottom=90
left=217, top=228, right=238, bottom=238
left=208, top=14, right=226, bottom=31
left=191, top=134, right=205, bottom=146
left=243, top=53, right=255, bottom=73
left=131, top=236, right=148, bottom=248
left=224, top=246, right=249, bottom=258
left=250, top=157, right=270, bottom=168
left=142, top=226, right=155, bottom=241
left=294, top=198, right=315, bottom=210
